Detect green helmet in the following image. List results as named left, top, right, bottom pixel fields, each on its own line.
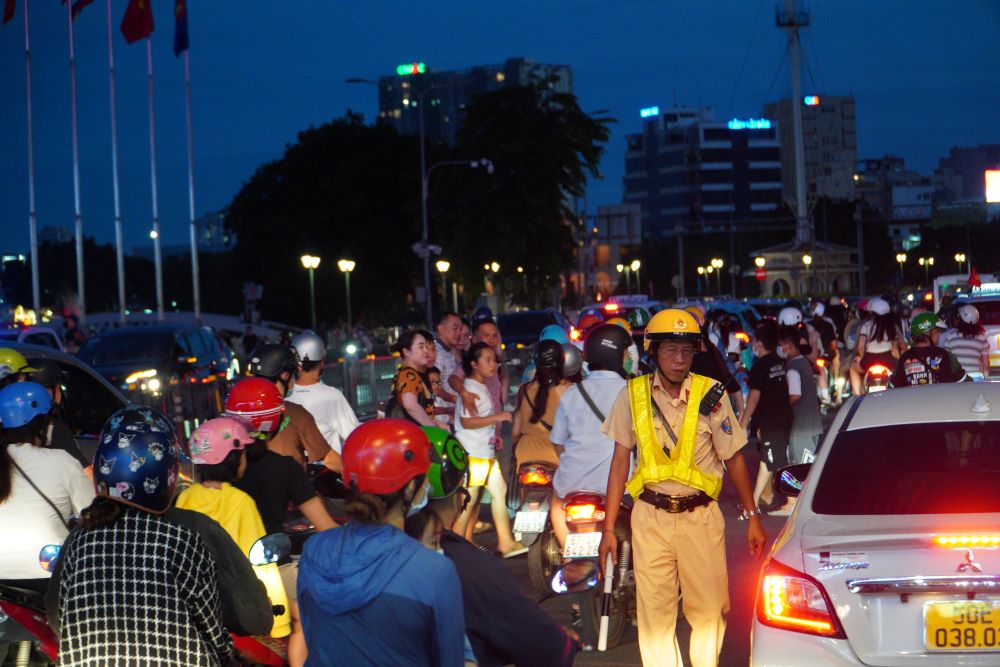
left=911, top=312, right=942, bottom=339
left=627, top=308, right=650, bottom=330
left=421, top=426, right=469, bottom=499
left=0, top=348, right=37, bottom=383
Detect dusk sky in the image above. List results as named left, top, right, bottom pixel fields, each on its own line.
left=1, top=0, right=998, bottom=253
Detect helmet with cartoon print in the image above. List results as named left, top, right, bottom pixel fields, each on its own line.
left=94, top=406, right=180, bottom=514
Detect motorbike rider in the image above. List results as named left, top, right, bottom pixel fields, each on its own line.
left=286, top=331, right=360, bottom=454
left=26, top=358, right=89, bottom=468
left=513, top=340, right=569, bottom=470
left=891, top=313, right=966, bottom=387
left=0, top=382, right=92, bottom=592
left=50, top=408, right=234, bottom=666
left=599, top=309, right=765, bottom=667
left=248, top=343, right=340, bottom=471
left=941, top=304, right=990, bottom=379
left=810, top=302, right=840, bottom=398
left=549, top=324, right=632, bottom=549
left=297, top=419, right=466, bottom=666
left=778, top=326, right=823, bottom=467
left=0, top=347, right=37, bottom=389
left=850, top=297, right=907, bottom=395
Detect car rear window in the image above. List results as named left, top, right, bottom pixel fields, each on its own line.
left=497, top=313, right=556, bottom=339
left=812, top=422, right=1000, bottom=515
left=79, top=332, right=175, bottom=366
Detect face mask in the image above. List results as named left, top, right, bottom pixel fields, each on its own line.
left=435, top=547, right=445, bottom=556
left=406, top=481, right=430, bottom=518
left=776, top=346, right=787, bottom=359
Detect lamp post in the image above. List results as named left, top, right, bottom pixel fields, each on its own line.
left=616, top=263, right=628, bottom=293
left=802, top=254, right=813, bottom=296
left=697, top=266, right=705, bottom=295
left=918, top=257, right=934, bottom=286
left=301, top=254, right=321, bottom=329
left=630, top=259, right=641, bottom=295
left=755, top=257, right=766, bottom=268
left=954, top=252, right=967, bottom=273
left=336, top=258, right=355, bottom=327
left=706, top=265, right=715, bottom=295
left=896, top=253, right=907, bottom=283
left=435, top=260, right=450, bottom=313
left=711, top=258, right=724, bottom=295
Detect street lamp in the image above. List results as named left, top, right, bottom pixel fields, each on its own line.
left=896, top=253, right=907, bottom=283
left=490, top=261, right=500, bottom=274
left=616, top=263, right=628, bottom=292
left=301, top=254, right=322, bottom=329
left=802, top=254, right=813, bottom=296
left=435, top=260, right=450, bottom=313
left=918, top=257, right=935, bottom=285
left=711, top=258, right=724, bottom=295
left=336, top=258, right=355, bottom=327
left=630, top=259, right=641, bottom=294
left=955, top=252, right=967, bottom=273
left=754, top=257, right=766, bottom=268
left=696, top=266, right=705, bottom=295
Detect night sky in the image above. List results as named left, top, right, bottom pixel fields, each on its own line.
left=1, top=0, right=998, bottom=253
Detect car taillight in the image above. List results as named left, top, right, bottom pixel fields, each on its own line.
left=756, top=559, right=846, bottom=639
left=569, top=327, right=581, bottom=341
left=934, top=535, right=1000, bottom=547
left=735, top=331, right=750, bottom=344
left=519, top=465, right=553, bottom=487
left=566, top=502, right=606, bottom=523
left=604, top=303, right=619, bottom=312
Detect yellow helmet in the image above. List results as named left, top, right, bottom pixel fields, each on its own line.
left=683, top=305, right=705, bottom=325
left=0, top=348, right=37, bottom=382
left=605, top=317, right=631, bottom=333
left=644, top=309, right=702, bottom=350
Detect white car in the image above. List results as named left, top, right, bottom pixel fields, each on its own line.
left=751, top=383, right=1000, bottom=666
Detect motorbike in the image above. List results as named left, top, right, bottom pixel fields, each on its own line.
left=562, top=491, right=635, bottom=650
left=0, top=547, right=60, bottom=667
left=511, top=462, right=561, bottom=598
left=232, top=533, right=293, bottom=667
left=283, top=464, right=348, bottom=555
left=863, top=363, right=892, bottom=393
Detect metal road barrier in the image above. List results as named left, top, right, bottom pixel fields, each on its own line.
left=323, top=354, right=399, bottom=420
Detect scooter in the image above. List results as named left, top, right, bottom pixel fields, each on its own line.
left=232, top=533, right=293, bottom=667
left=0, top=547, right=60, bottom=667
left=512, top=462, right=561, bottom=598
left=863, top=363, right=892, bottom=393
left=562, top=491, right=635, bottom=650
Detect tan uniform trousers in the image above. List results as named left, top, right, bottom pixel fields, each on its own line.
left=631, top=496, right=729, bottom=667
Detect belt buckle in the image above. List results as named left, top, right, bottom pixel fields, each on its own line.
left=667, top=497, right=682, bottom=512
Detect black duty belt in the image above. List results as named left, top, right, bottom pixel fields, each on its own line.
left=639, top=489, right=712, bottom=513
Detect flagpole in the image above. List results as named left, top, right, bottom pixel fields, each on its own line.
left=145, top=37, right=165, bottom=322
left=183, top=49, right=201, bottom=323
left=105, top=0, right=127, bottom=323
left=23, top=0, right=40, bottom=316
left=66, top=0, right=87, bottom=327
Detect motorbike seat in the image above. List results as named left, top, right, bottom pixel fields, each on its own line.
left=0, top=582, right=46, bottom=610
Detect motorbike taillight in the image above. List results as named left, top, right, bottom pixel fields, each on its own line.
left=519, top=464, right=553, bottom=487
left=564, top=492, right=607, bottom=524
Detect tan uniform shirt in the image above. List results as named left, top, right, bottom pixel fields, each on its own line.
left=602, top=372, right=747, bottom=496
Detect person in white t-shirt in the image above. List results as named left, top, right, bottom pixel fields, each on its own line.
left=0, top=382, right=93, bottom=589
left=287, top=332, right=359, bottom=454
left=941, top=304, right=990, bottom=380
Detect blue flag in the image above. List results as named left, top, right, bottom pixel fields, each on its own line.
left=173, top=0, right=188, bottom=55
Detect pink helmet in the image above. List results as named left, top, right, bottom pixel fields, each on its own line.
left=187, top=417, right=254, bottom=465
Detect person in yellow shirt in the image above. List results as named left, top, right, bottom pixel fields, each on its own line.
left=176, top=417, right=292, bottom=641
left=599, top=309, right=765, bottom=667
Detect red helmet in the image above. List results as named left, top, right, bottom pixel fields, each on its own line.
left=342, top=419, right=436, bottom=495
left=223, top=377, right=285, bottom=434
left=578, top=313, right=603, bottom=333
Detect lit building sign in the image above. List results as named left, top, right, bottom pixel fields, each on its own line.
left=727, top=118, right=772, bottom=130
left=986, top=170, right=1000, bottom=204
left=396, top=62, right=427, bottom=76
left=803, top=95, right=820, bottom=106
left=640, top=106, right=660, bottom=118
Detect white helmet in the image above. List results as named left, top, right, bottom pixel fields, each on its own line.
left=291, top=331, right=327, bottom=363
left=812, top=302, right=826, bottom=317
left=868, top=297, right=891, bottom=316
left=778, top=307, right=803, bottom=326
left=958, top=304, right=980, bottom=325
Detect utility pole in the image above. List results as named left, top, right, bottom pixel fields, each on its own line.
left=855, top=200, right=866, bottom=296
left=675, top=224, right=686, bottom=299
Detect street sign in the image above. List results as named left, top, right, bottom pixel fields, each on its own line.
left=411, top=242, right=442, bottom=258
left=755, top=267, right=767, bottom=281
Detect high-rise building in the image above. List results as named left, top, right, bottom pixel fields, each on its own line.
left=763, top=95, right=856, bottom=202
left=376, top=57, right=572, bottom=145
left=934, top=144, right=1000, bottom=204
left=623, top=107, right=783, bottom=240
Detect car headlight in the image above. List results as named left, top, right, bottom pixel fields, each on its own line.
left=146, top=378, right=161, bottom=392
left=125, top=369, right=157, bottom=384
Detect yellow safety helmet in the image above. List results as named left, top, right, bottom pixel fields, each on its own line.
left=0, top=348, right=37, bottom=382
left=605, top=317, right=631, bottom=333
left=643, top=309, right=702, bottom=350
left=683, top=304, right=706, bottom=324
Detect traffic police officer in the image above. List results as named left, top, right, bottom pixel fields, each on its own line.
left=599, top=309, right=766, bottom=667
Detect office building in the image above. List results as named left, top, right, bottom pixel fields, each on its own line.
left=854, top=156, right=932, bottom=251
left=623, top=106, right=783, bottom=239
left=934, top=144, right=1000, bottom=204
left=763, top=94, right=857, bottom=202
left=377, top=57, right=572, bottom=145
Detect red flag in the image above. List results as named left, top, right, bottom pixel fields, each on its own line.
left=3, top=0, right=15, bottom=25
left=969, top=266, right=982, bottom=289
left=120, top=0, right=153, bottom=44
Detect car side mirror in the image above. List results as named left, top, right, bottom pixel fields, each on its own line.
left=775, top=463, right=812, bottom=498
left=39, top=544, right=61, bottom=572
left=248, top=533, right=292, bottom=566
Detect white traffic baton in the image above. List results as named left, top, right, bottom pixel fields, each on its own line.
left=598, top=552, right=615, bottom=651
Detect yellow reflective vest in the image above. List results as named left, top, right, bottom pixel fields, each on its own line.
left=625, top=373, right=723, bottom=500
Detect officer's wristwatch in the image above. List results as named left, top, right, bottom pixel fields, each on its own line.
left=737, top=505, right=762, bottom=521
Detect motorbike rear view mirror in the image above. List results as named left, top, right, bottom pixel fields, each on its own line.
left=550, top=559, right=601, bottom=595
left=39, top=544, right=61, bottom=572
left=775, top=463, right=812, bottom=498
left=248, top=533, right=292, bottom=566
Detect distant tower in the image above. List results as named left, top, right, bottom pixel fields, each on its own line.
left=776, top=0, right=811, bottom=244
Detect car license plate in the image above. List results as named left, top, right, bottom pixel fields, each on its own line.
left=563, top=532, right=602, bottom=559
left=513, top=511, right=547, bottom=534
left=924, top=600, right=1000, bottom=651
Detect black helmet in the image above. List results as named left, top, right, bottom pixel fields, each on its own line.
left=247, top=344, right=299, bottom=379
left=27, top=358, right=65, bottom=389
left=584, top=323, right=632, bottom=372
left=533, top=339, right=564, bottom=371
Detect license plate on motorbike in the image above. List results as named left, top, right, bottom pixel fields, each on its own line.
left=563, top=532, right=602, bottom=559
left=924, top=600, right=1000, bottom=651
left=513, top=510, right=547, bottom=534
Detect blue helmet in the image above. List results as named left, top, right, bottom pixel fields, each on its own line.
left=95, top=406, right=179, bottom=514
left=539, top=324, right=569, bottom=344
left=471, top=307, right=493, bottom=322
left=0, top=381, right=54, bottom=429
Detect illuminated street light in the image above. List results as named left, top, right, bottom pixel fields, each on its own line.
left=754, top=257, right=766, bottom=268
left=801, top=254, right=812, bottom=266
left=300, top=255, right=322, bottom=329
left=435, top=260, right=450, bottom=314
left=516, top=266, right=524, bottom=273
left=802, top=254, right=813, bottom=296
left=918, top=257, right=934, bottom=285
left=630, top=259, right=641, bottom=293
left=490, top=261, right=500, bottom=273
left=336, top=258, right=356, bottom=327
left=954, top=252, right=967, bottom=273
left=896, top=253, right=907, bottom=282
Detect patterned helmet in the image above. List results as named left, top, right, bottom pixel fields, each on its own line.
left=95, top=406, right=179, bottom=514
left=188, top=417, right=254, bottom=465
left=224, top=377, right=285, bottom=434
left=421, top=426, right=468, bottom=499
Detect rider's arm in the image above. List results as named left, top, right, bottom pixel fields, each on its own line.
left=299, top=495, right=338, bottom=531
left=786, top=368, right=802, bottom=406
